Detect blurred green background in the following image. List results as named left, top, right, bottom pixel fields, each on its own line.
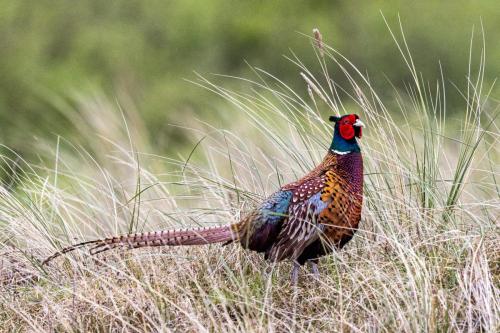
left=0, top=0, right=498, bottom=157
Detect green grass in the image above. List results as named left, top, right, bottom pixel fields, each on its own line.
left=0, top=29, right=498, bottom=332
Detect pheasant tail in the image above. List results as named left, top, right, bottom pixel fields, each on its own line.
left=42, top=225, right=238, bottom=265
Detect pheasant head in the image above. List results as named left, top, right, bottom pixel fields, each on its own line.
left=328, top=114, right=364, bottom=154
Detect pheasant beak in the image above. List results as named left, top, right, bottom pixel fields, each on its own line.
left=353, top=119, right=365, bottom=128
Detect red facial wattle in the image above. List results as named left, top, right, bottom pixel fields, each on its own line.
left=339, top=114, right=357, bottom=140
left=339, top=123, right=355, bottom=140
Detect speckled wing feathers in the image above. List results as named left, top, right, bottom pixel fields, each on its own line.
left=267, top=174, right=330, bottom=261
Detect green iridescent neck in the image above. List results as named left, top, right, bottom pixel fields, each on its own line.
left=329, top=127, right=361, bottom=154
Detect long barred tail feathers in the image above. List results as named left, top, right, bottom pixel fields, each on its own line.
left=42, top=225, right=238, bottom=266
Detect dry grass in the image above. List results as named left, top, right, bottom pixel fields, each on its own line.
left=0, top=28, right=499, bottom=332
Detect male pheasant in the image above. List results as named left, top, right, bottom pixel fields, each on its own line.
left=43, top=114, right=365, bottom=283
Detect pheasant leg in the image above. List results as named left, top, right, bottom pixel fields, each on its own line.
left=309, top=259, right=319, bottom=278
left=291, top=262, right=300, bottom=285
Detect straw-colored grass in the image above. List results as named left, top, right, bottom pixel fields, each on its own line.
left=0, top=26, right=498, bottom=332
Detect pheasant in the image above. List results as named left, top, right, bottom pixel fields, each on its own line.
left=43, top=114, right=365, bottom=283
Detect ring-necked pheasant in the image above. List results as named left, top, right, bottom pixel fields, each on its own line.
left=43, top=114, right=364, bottom=283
